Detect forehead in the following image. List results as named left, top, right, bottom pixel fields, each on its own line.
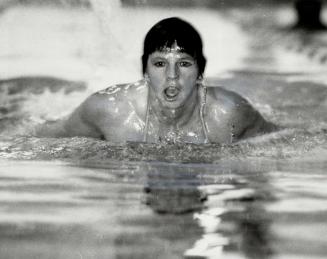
left=149, top=49, right=195, bottom=60
left=149, top=41, right=195, bottom=59
left=159, top=42, right=184, bottom=52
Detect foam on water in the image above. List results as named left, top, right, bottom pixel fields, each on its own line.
left=0, top=6, right=98, bottom=80
left=89, top=0, right=250, bottom=83
left=0, top=2, right=251, bottom=89
left=0, top=3, right=251, bottom=132
left=0, top=4, right=326, bottom=161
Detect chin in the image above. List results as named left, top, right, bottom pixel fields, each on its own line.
left=161, top=100, right=185, bottom=110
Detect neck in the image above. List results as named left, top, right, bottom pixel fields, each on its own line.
left=148, top=86, right=199, bottom=128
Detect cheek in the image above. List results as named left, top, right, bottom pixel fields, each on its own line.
left=181, top=66, right=199, bottom=79
left=182, top=71, right=198, bottom=86
left=148, top=70, right=165, bottom=87
left=181, top=71, right=198, bottom=95
left=147, top=72, right=164, bottom=95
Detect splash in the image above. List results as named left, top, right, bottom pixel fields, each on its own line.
left=0, top=126, right=326, bottom=163
left=0, top=2, right=326, bottom=164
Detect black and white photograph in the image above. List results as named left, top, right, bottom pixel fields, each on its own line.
left=0, top=0, right=326, bottom=258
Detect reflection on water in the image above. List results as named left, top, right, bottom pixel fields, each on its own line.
left=142, top=162, right=275, bottom=259
left=1, top=160, right=273, bottom=259
left=144, top=165, right=207, bottom=214
left=1, top=157, right=327, bottom=258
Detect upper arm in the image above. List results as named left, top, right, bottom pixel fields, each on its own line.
left=205, top=87, right=276, bottom=143
left=35, top=94, right=104, bottom=138
left=62, top=94, right=104, bottom=138
left=231, top=95, right=275, bottom=140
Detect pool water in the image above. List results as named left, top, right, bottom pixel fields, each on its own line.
left=0, top=2, right=327, bottom=259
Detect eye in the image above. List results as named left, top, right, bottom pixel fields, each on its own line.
left=153, top=61, right=166, bottom=67
left=179, top=61, right=193, bottom=67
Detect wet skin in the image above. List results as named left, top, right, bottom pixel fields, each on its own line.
left=37, top=49, right=274, bottom=144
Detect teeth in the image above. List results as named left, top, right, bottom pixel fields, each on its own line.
left=165, top=87, right=179, bottom=98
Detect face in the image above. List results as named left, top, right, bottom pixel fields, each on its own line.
left=145, top=45, right=199, bottom=110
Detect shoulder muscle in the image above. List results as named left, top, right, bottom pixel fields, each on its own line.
left=206, top=87, right=270, bottom=141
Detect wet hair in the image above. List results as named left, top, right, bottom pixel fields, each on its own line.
left=142, top=17, right=206, bottom=78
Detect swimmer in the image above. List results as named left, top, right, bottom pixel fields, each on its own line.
left=37, top=17, right=275, bottom=144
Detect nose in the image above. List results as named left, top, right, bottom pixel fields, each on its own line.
left=166, top=63, right=179, bottom=80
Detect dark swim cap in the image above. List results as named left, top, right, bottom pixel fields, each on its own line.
left=142, top=17, right=206, bottom=77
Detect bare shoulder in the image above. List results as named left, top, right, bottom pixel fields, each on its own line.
left=205, top=86, right=275, bottom=141
left=35, top=80, right=147, bottom=139
left=62, top=80, right=147, bottom=138
left=206, top=86, right=248, bottom=105
left=206, top=86, right=255, bottom=118
left=82, top=80, right=147, bottom=121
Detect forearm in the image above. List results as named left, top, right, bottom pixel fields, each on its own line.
left=33, top=119, right=69, bottom=138
left=241, top=113, right=277, bottom=139
left=33, top=112, right=102, bottom=139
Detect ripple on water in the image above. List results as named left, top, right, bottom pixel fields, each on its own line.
left=0, top=125, right=326, bottom=163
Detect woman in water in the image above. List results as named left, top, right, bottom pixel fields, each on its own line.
left=38, top=17, right=274, bottom=144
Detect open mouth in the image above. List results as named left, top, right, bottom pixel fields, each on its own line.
left=164, top=87, right=180, bottom=101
